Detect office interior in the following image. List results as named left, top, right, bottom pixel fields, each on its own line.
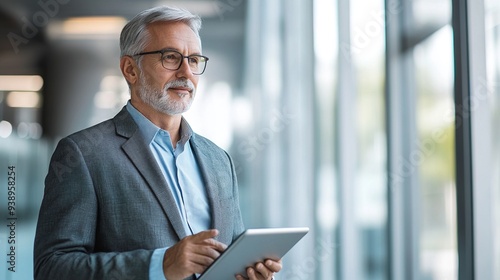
left=0, top=0, right=498, bottom=279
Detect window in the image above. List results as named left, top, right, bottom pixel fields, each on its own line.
left=484, top=0, right=500, bottom=278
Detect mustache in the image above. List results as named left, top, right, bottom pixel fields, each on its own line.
left=164, top=79, right=195, bottom=92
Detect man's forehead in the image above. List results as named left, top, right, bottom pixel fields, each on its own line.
left=146, top=21, right=201, bottom=50
left=147, top=21, right=198, bottom=40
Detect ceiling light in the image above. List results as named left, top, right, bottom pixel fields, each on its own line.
left=48, top=17, right=127, bottom=38
left=156, top=1, right=220, bottom=17
left=0, top=120, right=13, bottom=138
left=63, top=17, right=127, bottom=35
left=0, top=75, right=44, bottom=91
left=6, top=91, right=41, bottom=108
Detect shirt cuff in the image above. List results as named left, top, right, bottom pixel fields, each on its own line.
left=149, top=247, right=168, bottom=280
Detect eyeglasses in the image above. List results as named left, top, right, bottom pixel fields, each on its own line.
left=134, top=49, right=209, bottom=75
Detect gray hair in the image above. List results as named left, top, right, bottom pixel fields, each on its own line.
left=120, top=6, right=202, bottom=59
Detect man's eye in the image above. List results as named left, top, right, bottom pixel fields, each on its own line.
left=188, top=56, right=200, bottom=63
left=164, top=53, right=179, bottom=60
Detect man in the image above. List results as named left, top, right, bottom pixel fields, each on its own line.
left=34, top=6, right=281, bottom=280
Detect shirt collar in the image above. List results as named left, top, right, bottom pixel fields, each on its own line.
left=126, top=101, right=194, bottom=146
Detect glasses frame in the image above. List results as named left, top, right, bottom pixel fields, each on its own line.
left=133, top=49, right=209, bottom=75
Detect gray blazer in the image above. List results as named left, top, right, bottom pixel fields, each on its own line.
left=34, top=107, right=245, bottom=280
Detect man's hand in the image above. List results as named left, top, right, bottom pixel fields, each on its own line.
left=163, top=229, right=227, bottom=280
left=235, top=259, right=282, bottom=280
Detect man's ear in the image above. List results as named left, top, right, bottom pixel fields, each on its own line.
left=120, top=56, right=140, bottom=85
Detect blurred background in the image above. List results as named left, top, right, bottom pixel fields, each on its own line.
left=0, top=0, right=498, bottom=279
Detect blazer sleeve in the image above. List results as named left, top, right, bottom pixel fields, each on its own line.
left=34, top=137, right=153, bottom=280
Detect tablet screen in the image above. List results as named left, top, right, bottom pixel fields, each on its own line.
left=197, top=227, right=309, bottom=280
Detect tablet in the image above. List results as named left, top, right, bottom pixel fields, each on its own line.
left=197, top=227, right=309, bottom=280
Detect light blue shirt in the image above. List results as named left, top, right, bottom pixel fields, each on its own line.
left=126, top=102, right=211, bottom=280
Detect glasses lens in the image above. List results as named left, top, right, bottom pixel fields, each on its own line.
left=161, top=51, right=208, bottom=75
left=161, top=51, right=182, bottom=71
left=187, top=55, right=207, bottom=75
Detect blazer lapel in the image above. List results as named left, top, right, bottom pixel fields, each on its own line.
left=113, top=107, right=188, bottom=241
left=190, top=136, right=229, bottom=242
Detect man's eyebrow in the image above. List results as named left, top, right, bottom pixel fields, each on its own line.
left=160, top=47, right=203, bottom=55
left=159, top=47, right=177, bottom=51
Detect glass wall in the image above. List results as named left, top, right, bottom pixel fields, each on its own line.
left=414, top=27, right=457, bottom=280
left=236, top=1, right=317, bottom=279
left=484, top=0, right=500, bottom=278
left=314, top=0, right=339, bottom=279
left=350, top=0, right=388, bottom=279
left=410, top=4, right=457, bottom=279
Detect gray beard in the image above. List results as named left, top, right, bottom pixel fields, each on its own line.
left=137, top=72, right=196, bottom=116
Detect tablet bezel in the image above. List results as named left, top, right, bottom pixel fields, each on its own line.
left=197, top=227, right=309, bottom=280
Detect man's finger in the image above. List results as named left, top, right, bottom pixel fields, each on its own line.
left=194, top=245, right=223, bottom=260
left=199, top=237, right=227, bottom=252
left=264, top=259, right=282, bottom=272
left=192, top=229, right=219, bottom=241
left=246, top=267, right=264, bottom=280
left=254, top=262, right=273, bottom=279
left=189, top=252, right=219, bottom=268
